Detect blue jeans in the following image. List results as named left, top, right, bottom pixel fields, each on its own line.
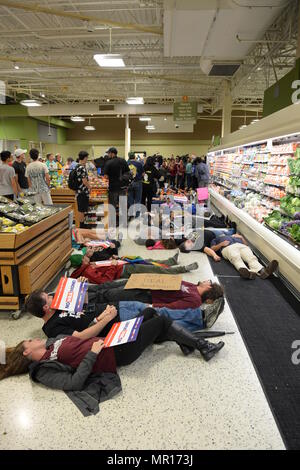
left=128, top=181, right=143, bottom=217
left=208, top=228, right=235, bottom=237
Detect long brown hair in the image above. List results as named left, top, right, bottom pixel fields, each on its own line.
left=0, top=341, right=31, bottom=380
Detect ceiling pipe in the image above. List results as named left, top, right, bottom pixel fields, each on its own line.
left=0, top=0, right=163, bottom=35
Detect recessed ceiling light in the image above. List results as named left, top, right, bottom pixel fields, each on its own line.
left=71, top=116, right=85, bottom=122
left=20, top=99, right=41, bottom=107
left=106, top=98, right=110, bottom=102
left=257, top=67, right=262, bottom=71
left=126, top=97, right=144, bottom=105
left=84, top=125, right=95, bottom=131
left=94, top=54, right=125, bottom=68
left=40, top=93, right=45, bottom=98
left=164, top=117, right=167, bottom=121
left=139, top=116, right=151, bottom=121
left=14, top=64, right=19, bottom=70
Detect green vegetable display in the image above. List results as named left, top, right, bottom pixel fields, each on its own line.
left=289, top=224, right=300, bottom=243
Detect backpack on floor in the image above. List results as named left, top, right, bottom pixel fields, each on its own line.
left=68, top=168, right=80, bottom=191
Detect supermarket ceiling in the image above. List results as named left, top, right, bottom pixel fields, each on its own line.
left=0, top=0, right=298, bottom=114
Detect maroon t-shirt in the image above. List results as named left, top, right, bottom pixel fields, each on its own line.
left=151, top=281, right=202, bottom=310
left=42, top=336, right=117, bottom=374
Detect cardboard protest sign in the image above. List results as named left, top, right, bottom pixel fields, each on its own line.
left=124, top=273, right=182, bottom=290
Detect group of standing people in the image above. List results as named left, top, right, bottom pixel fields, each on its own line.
left=0, top=148, right=55, bottom=205
left=160, top=155, right=210, bottom=190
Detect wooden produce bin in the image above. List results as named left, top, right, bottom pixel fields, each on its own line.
left=51, top=188, right=80, bottom=227
left=0, top=206, right=72, bottom=311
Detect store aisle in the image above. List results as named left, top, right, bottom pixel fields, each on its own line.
left=0, top=234, right=285, bottom=450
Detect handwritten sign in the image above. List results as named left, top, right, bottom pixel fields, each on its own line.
left=124, top=273, right=182, bottom=291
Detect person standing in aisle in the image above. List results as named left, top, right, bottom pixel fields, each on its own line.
left=104, top=147, right=130, bottom=228
left=141, top=156, right=160, bottom=214
left=177, top=158, right=186, bottom=190
left=74, top=150, right=90, bottom=229
left=55, top=154, right=63, bottom=176
left=0, top=150, right=18, bottom=200
left=169, top=158, right=177, bottom=188
left=26, top=149, right=53, bottom=205
left=196, top=157, right=210, bottom=188
left=185, top=157, right=193, bottom=190
left=12, top=148, right=29, bottom=194
left=45, top=153, right=58, bottom=179
left=127, top=152, right=144, bottom=218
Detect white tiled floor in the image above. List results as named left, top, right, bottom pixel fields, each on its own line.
left=0, top=229, right=285, bottom=450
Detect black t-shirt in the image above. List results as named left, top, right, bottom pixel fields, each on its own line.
left=42, top=310, right=96, bottom=338
left=104, top=157, right=130, bottom=191
left=13, top=161, right=28, bottom=189
left=42, top=302, right=121, bottom=338
left=142, top=166, right=160, bottom=189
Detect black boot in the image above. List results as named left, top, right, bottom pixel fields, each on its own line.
left=164, top=322, right=224, bottom=362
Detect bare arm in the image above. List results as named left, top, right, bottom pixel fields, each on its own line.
left=204, top=246, right=221, bottom=261
left=210, top=240, right=230, bottom=253
left=72, top=306, right=117, bottom=340
left=11, top=176, right=18, bottom=196
left=45, top=172, right=51, bottom=187
left=232, top=234, right=247, bottom=244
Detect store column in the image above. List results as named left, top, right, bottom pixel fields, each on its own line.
left=125, top=114, right=131, bottom=160
left=221, top=81, right=232, bottom=138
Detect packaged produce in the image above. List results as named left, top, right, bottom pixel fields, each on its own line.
left=0, top=202, right=20, bottom=214
left=0, top=196, right=11, bottom=203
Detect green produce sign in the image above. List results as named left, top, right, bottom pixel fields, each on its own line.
left=173, top=102, right=197, bottom=122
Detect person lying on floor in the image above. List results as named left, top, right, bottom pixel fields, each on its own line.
left=210, top=232, right=278, bottom=280
left=24, top=289, right=225, bottom=340
left=70, top=243, right=120, bottom=268
left=70, top=252, right=198, bottom=285
left=178, top=230, right=220, bottom=261
left=72, top=227, right=108, bottom=246
left=0, top=309, right=225, bottom=395
left=86, top=277, right=224, bottom=310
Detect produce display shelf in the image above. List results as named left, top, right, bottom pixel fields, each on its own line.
left=263, top=182, right=286, bottom=188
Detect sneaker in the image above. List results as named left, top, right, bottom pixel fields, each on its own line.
left=185, top=262, right=198, bottom=271
left=204, top=297, right=225, bottom=329
left=258, top=260, right=279, bottom=279
left=239, top=268, right=256, bottom=280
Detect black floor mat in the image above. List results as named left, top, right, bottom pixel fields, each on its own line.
left=209, top=258, right=300, bottom=450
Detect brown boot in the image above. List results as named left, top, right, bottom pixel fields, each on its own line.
left=239, top=268, right=256, bottom=280
left=259, top=260, right=279, bottom=279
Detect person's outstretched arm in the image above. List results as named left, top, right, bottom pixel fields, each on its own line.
left=204, top=247, right=221, bottom=261
left=72, top=306, right=117, bottom=340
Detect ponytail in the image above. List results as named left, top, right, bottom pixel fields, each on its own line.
left=0, top=341, right=31, bottom=380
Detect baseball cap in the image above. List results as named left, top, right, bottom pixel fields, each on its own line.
left=15, top=148, right=27, bottom=157
left=107, top=147, right=118, bottom=155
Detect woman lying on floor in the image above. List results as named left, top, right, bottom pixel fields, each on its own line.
left=70, top=252, right=198, bottom=285
left=70, top=242, right=121, bottom=268
left=0, top=308, right=225, bottom=392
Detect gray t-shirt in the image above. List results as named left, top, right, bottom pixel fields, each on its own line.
left=0, top=163, right=15, bottom=195
left=25, top=161, right=49, bottom=193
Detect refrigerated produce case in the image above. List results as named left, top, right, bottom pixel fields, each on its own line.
left=207, top=127, right=300, bottom=297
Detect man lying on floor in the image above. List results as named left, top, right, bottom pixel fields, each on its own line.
left=1, top=309, right=225, bottom=406
left=210, top=232, right=278, bottom=280
left=24, top=288, right=225, bottom=344
left=85, top=277, right=223, bottom=310
left=70, top=252, right=198, bottom=284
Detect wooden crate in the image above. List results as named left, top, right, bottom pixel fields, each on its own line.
left=19, top=229, right=71, bottom=294
left=51, top=188, right=80, bottom=227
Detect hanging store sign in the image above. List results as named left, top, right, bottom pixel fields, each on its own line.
left=173, top=102, right=197, bottom=122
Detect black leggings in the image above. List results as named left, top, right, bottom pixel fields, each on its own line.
left=113, top=310, right=171, bottom=366
left=142, top=185, right=155, bottom=212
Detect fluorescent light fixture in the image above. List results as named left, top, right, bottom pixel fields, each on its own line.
left=84, top=125, right=95, bottom=131
left=20, top=99, right=41, bottom=107
left=94, top=54, right=125, bottom=68
left=14, top=65, right=19, bottom=70
left=126, top=97, right=144, bottom=105
left=139, top=116, right=151, bottom=121
left=71, top=116, right=85, bottom=122
left=146, top=125, right=155, bottom=130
